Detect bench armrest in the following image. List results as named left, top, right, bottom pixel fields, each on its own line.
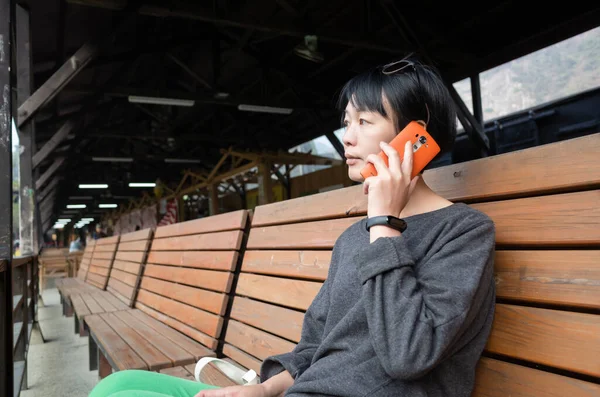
left=194, top=357, right=258, bottom=386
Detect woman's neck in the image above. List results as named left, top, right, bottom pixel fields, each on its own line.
left=399, top=177, right=454, bottom=218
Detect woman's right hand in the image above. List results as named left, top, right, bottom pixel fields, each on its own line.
left=194, top=384, right=276, bottom=397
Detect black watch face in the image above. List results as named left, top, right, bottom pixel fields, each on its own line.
left=388, top=217, right=406, bottom=230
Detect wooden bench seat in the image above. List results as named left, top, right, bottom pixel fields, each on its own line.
left=71, top=228, right=153, bottom=335
left=86, top=209, right=251, bottom=378
left=60, top=236, right=121, bottom=317
left=178, top=133, right=600, bottom=396
left=56, top=240, right=96, bottom=302
left=62, top=236, right=120, bottom=319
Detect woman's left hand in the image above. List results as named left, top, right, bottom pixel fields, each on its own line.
left=363, top=140, right=420, bottom=218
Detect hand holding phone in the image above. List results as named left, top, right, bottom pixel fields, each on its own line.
left=360, top=121, right=440, bottom=180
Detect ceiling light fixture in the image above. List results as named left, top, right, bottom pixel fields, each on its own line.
left=79, top=184, right=108, bottom=189
left=128, top=96, right=195, bottom=107
left=67, top=204, right=86, bottom=209
left=237, top=104, right=293, bottom=115
left=129, top=183, right=156, bottom=187
left=98, top=204, right=118, bottom=208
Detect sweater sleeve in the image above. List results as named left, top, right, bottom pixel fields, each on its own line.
left=260, top=246, right=339, bottom=382
left=358, top=218, right=495, bottom=380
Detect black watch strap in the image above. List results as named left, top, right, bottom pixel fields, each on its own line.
left=366, top=215, right=407, bottom=233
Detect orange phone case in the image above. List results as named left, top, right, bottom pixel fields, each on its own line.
left=360, top=121, right=440, bottom=180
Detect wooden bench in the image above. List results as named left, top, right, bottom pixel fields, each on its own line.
left=67, top=250, right=84, bottom=277
left=177, top=133, right=600, bottom=396
left=86, top=209, right=251, bottom=379
left=70, top=228, right=153, bottom=336
left=56, top=240, right=96, bottom=304
left=38, top=247, right=69, bottom=290
left=60, top=236, right=120, bottom=317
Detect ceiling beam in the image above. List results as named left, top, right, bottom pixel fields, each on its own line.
left=66, top=0, right=403, bottom=54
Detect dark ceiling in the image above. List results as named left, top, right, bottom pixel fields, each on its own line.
left=17, top=0, right=600, bottom=220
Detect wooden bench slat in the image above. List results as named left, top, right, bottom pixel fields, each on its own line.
left=107, top=286, right=131, bottom=306
left=248, top=217, right=360, bottom=250
left=250, top=134, right=600, bottom=227
left=80, top=294, right=105, bottom=314
left=113, top=311, right=195, bottom=367
left=136, top=289, right=223, bottom=338
left=154, top=210, right=248, bottom=238
left=90, top=259, right=112, bottom=268
left=231, top=297, right=304, bottom=343
left=88, top=265, right=110, bottom=277
left=129, top=309, right=216, bottom=360
left=85, top=314, right=147, bottom=370
left=96, top=236, right=120, bottom=245
left=242, top=250, right=331, bottom=281
left=473, top=190, right=600, bottom=247
left=495, top=250, right=600, bottom=309
left=107, top=279, right=134, bottom=305
left=236, top=274, right=321, bottom=311
left=473, top=357, right=600, bottom=397
left=93, top=251, right=114, bottom=260
left=109, top=268, right=138, bottom=287
left=70, top=295, right=91, bottom=318
left=143, top=264, right=233, bottom=293
left=225, top=320, right=296, bottom=362
left=115, top=251, right=146, bottom=263
left=99, top=312, right=172, bottom=371
left=101, top=291, right=130, bottom=310
left=140, top=277, right=227, bottom=316
left=94, top=243, right=118, bottom=252
left=146, top=251, right=238, bottom=272
left=86, top=273, right=106, bottom=289
left=221, top=344, right=263, bottom=376
left=150, top=230, right=243, bottom=251
left=486, top=304, right=600, bottom=377
left=119, top=228, right=152, bottom=243
left=112, top=260, right=142, bottom=275
left=90, top=293, right=118, bottom=313
left=134, top=303, right=219, bottom=353
left=160, top=366, right=195, bottom=381
left=117, top=240, right=150, bottom=251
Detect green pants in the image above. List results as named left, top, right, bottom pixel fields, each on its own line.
left=89, top=370, right=220, bottom=397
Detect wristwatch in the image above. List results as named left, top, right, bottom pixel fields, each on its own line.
left=366, top=215, right=407, bottom=233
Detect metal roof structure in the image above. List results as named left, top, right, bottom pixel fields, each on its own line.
left=15, top=0, right=600, bottom=215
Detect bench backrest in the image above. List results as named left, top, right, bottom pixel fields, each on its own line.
left=221, top=133, right=600, bottom=395
left=133, top=209, right=250, bottom=352
left=85, top=236, right=120, bottom=289
left=106, top=228, right=154, bottom=307
left=77, top=240, right=96, bottom=280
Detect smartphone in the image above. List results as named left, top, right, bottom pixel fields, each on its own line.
left=360, top=121, right=440, bottom=180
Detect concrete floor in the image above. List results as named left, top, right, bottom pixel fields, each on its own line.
left=20, top=283, right=99, bottom=397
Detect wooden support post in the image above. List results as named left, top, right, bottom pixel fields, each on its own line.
left=16, top=5, right=36, bottom=256
left=208, top=184, right=219, bottom=215
left=257, top=161, right=274, bottom=205
left=0, top=1, right=14, bottom=396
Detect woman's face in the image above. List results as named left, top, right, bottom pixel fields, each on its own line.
left=342, top=98, right=397, bottom=182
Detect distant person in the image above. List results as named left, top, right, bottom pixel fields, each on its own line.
left=93, top=224, right=107, bottom=240
left=69, top=233, right=83, bottom=253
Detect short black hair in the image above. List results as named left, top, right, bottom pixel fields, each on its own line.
left=336, top=54, right=457, bottom=159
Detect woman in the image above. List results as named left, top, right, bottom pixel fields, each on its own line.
left=90, top=54, right=496, bottom=397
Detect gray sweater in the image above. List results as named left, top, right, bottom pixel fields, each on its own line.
left=260, top=203, right=496, bottom=397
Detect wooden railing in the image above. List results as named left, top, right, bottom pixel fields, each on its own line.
left=1, top=255, right=39, bottom=397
